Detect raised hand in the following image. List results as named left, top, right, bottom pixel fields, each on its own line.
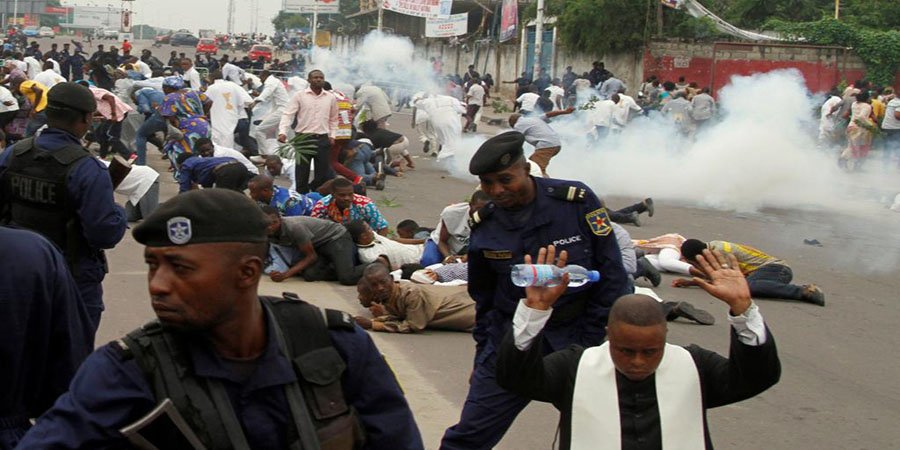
left=691, top=249, right=752, bottom=315
left=523, top=245, right=570, bottom=311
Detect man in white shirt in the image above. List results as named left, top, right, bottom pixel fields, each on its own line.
left=33, top=62, right=66, bottom=90
left=496, top=246, right=780, bottom=450
left=221, top=61, right=245, bottom=85
left=545, top=80, right=566, bottom=111
left=128, top=56, right=153, bottom=79
left=819, top=88, right=843, bottom=148
left=355, top=84, right=392, bottom=127
left=516, top=89, right=541, bottom=114
left=509, top=108, right=574, bottom=176
left=0, top=85, right=20, bottom=131
left=611, top=91, right=642, bottom=131
left=348, top=220, right=425, bottom=269
left=882, top=92, right=900, bottom=168
left=587, top=97, right=616, bottom=140
left=416, top=94, right=466, bottom=157
left=263, top=155, right=298, bottom=192
left=689, top=88, right=716, bottom=129
left=464, top=76, right=485, bottom=133
left=23, top=55, right=41, bottom=80
left=250, top=70, right=290, bottom=155
left=205, top=69, right=254, bottom=149
left=180, top=59, right=203, bottom=91
left=195, top=137, right=259, bottom=175
left=99, top=158, right=160, bottom=222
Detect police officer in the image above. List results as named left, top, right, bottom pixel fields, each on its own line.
left=16, top=189, right=425, bottom=450
left=0, top=226, right=93, bottom=448
left=0, top=82, right=128, bottom=334
left=440, top=131, right=630, bottom=449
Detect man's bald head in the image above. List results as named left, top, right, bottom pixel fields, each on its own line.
left=609, top=294, right=667, bottom=327
left=248, top=174, right=274, bottom=190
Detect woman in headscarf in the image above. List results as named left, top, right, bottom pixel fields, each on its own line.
left=159, top=75, right=211, bottom=171
left=842, top=89, right=876, bottom=171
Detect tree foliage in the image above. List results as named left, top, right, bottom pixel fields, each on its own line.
left=557, top=0, right=650, bottom=54
left=769, top=18, right=900, bottom=86
left=271, top=11, right=310, bottom=32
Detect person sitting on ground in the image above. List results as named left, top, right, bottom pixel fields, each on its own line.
left=353, top=263, right=476, bottom=333
left=678, top=238, right=825, bottom=306
left=175, top=153, right=252, bottom=193
left=360, top=119, right=414, bottom=172
left=396, top=219, right=433, bottom=240
left=496, top=246, right=781, bottom=450
left=263, top=154, right=297, bottom=192
left=341, top=139, right=385, bottom=189
left=248, top=174, right=318, bottom=217
left=195, top=137, right=259, bottom=175
left=347, top=220, right=427, bottom=270
left=261, top=205, right=365, bottom=285
left=425, top=191, right=490, bottom=265
left=310, top=177, right=390, bottom=235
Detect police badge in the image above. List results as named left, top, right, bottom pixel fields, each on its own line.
left=167, top=217, right=192, bottom=245
left=585, top=208, right=612, bottom=236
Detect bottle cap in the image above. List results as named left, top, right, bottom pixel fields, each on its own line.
left=587, top=271, right=601, bottom=282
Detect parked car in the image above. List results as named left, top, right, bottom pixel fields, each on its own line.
left=195, top=38, right=218, bottom=55
left=23, top=26, right=39, bottom=37
left=170, top=32, right=199, bottom=47
left=248, top=45, right=273, bottom=62
left=97, top=28, right=119, bottom=39
left=38, top=26, right=54, bottom=38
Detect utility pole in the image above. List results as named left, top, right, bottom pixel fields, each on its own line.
left=834, top=0, right=840, bottom=19
left=377, top=0, right=384, bottom=31
left=532, top=0, right=544, bottom=78
left=227, top=0, right=235, bottom=34
left=311, top=2, right=318, bottom=49
left=13, top=0, right=19, bottom=27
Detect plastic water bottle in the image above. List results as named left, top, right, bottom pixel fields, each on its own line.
left=510, top=264, right=600, bottom=288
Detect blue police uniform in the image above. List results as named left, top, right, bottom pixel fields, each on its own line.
left=0, top=128, right=128, bottom=332
left=16, top=300, right=425, bottom=450
left=441, top=176, right=630, bottom=449
left=0, top=226, right=93, bottom=448
left=177, top=156, right=240, bottom=192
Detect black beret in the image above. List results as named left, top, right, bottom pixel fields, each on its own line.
left=133, top=189, right=269, bottom=247
left=469, top=131, right=525, bottom=176
left=46, top=82, right=97, bottom=114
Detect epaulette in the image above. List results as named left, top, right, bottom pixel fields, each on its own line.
left=112, top=320, right=164, bottom=360
left=468, top=203, right=495, bottom=228
left=546, top=185, right=587, bottom=202
left=324, top=309, right=355, bottom=331
left=110, top=338, right=133, bottom=360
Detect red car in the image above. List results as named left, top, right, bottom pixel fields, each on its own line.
left=248, top=45, right=273, bottom=62
left=196, top=38, right=218, bottom=55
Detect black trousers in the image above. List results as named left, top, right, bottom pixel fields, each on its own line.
left=213, top=163, right=252, bottom=192
left=302, top=234, right=365, bottom=286
left=608, top=201, right=647, bottom=223
left=295, top=134, right=335, bottom=194
left=234, top=118, right=259, bottom=156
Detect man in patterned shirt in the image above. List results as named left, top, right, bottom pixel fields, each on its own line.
left=310, top=177, right=389, bottom=235
left=248, top=174, right=319, bottom=217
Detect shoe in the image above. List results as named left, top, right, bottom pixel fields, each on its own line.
left=375, top=174, right=385, bottom=191
left=637, top=257, right=661, bottom=287
left=643, top=198, right=654, bottom=217
left=423, top=141, right=431, bottom=154
left=629, top=212, right=641, bottom=227
left=801, top=284, right=826, bottom=306
left=672, top=301, right=716, bottom=325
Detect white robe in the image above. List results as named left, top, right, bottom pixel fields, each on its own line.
left=418, top=95, right=465, bottom=156
left=205, top=80, right=253, bottom=148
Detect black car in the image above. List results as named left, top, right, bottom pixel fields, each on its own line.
left=170, top=33, right=200, bottom=47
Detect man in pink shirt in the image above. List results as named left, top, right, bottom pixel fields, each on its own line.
left=80, top=81, right=135, bottom=160
left=277, top=69, right=339, bottom=193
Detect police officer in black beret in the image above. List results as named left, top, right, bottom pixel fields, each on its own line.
left=441, top=131, right=630, bottom=449
left=17, top=188, right=424, bottom=450
left=0, top=82, right=128, bottom=335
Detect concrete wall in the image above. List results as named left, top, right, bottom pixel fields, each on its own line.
left=328, top=34, right=900, bottom=99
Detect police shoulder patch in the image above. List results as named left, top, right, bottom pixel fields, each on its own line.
left=585, top=208, right=612, bottom=236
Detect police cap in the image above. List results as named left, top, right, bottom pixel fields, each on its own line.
left=469, top=131, right=525, bottom=176
left=46, top=82, right=97, bottom=114
left=133, top=189, right=269, bottom=247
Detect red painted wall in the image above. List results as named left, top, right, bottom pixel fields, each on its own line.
left=643, top=44, right=900, bottom=94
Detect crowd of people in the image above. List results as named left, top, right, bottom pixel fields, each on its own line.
left=0, top=37, right=844, bottom=449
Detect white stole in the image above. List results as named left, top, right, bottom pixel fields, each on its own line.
left=571, top=342, right=705, bottom=450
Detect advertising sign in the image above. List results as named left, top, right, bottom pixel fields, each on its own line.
left=382, top=0, right=451, bottom=19
left=283, top=0, right=340, bottom=14
left=499, top=0, right=517, bottom=42
left=425, top=12, right=467, bottom=37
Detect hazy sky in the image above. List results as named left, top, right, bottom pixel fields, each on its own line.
left=61, top=0, right=283, bottom=35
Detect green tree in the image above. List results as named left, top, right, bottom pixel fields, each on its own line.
left=557, top=0, right=650, bottom=54
left=272, top=11, right=310, bottom=32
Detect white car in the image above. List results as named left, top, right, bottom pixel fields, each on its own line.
left=38, top=26, right=55, bottom=38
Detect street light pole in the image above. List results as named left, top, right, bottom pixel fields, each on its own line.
left=532, top=0, right=544, bottom=78
left=377, top=0, right=383, bottom=31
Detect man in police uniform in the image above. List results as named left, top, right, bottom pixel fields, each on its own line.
left=0, top=82, right=128, bottom=333
left=16, top=189, right=424, bottom=450
left=440, top=131, right=630, bottom=449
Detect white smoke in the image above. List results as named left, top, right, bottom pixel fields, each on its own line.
left=443, top=69, right=900, bottom=213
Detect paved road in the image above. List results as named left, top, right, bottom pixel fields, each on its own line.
left=29, top=36, right=899, bottom=449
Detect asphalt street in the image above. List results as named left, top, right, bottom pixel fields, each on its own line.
left=25, top=37, right=900, bottom=449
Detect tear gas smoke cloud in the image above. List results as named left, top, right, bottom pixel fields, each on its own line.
left=308, top=31, right=442, bottom=98
left=443, top=69, right=885, bottom=213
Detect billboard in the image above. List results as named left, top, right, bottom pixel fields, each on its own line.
left=499, top=0, right=517, bottom=42
left=61, top=5, right=123, bottom=29
left=283, top=0, right=340, bottom=14
left=381, top=0, right=451, bottom=19
left=425, top=13, right=467, bottom=38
